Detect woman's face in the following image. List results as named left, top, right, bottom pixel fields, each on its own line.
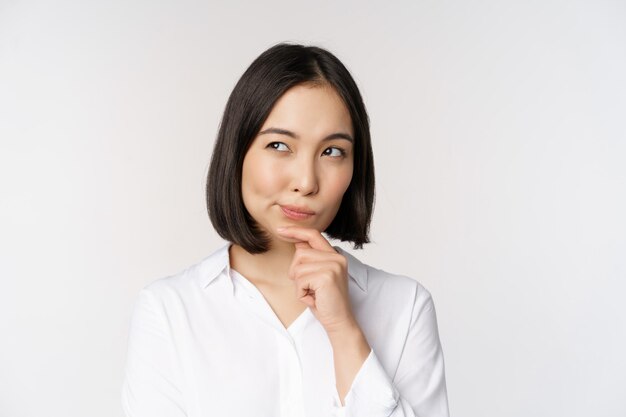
left=241, top=83, right=354, bottom=245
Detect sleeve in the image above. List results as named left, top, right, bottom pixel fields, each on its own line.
left=330, top=286, right=450, bottom=417
left=121, top=288, right=187, bottom=417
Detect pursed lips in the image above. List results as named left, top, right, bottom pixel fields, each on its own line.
left=279, top=204, right=316, bottom=215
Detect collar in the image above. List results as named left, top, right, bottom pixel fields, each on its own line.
left=197, top=241, right=368, bottom=293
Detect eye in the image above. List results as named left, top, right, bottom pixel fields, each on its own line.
left=266, top=141, right=346, bottom=158
left=267, top=141, right=290, bottom=152
left=323, top=146, right=346, bottom=158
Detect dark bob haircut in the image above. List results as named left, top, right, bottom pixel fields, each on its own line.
left=206, top=42, right=375, bottom=254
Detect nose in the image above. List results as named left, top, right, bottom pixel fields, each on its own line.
left=290, top=158, right=319, bottom=196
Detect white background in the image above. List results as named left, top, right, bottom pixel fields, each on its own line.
left=1, top=1, right=625, bottom=416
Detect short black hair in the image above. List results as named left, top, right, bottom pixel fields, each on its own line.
left=206, top=42, right=375, bottom=254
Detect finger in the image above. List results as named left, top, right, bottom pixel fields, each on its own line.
left=292, top=261, right=346, bottom=285
left=293, top=269, right=329, bottom=303
left=276, top=226, right=334, bottom=253
left=288, top=248, right=343, bottom=281
left=295, top=241, right=311, bottom=251
left=289, top=248, right=344, bottom=277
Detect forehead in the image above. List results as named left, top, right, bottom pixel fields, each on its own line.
left=260, top=84, right=353, bottom=138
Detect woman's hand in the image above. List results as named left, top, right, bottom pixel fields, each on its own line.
left=276, top=225, right=358, bottom=335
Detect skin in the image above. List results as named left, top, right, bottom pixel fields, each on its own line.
left=228, top=83, right=371, bottom=406
left=231, top=82, right=353, bottom=284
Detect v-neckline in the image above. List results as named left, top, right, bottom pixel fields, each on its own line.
left=230, top=268, right=313, bottom=335
left=285, top=306, right=310, bottom=334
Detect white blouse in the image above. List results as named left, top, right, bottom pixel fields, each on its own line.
left=121, top=242, right=449, bottom=417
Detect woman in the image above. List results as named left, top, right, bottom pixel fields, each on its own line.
left=122, top=42, right=450, bottom=417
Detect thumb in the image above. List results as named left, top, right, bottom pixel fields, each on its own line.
left=301, top=295, right=315, bottom=309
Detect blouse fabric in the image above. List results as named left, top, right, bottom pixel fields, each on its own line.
left=121, top=242, right=450, bottom=417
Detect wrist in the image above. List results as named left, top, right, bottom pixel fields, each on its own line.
left=326, top=318, right=360, bottom=338
left=327, top=321, right=368, bottom=350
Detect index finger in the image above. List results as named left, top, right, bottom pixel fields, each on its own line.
left=276, top=226, right=335, bottom=253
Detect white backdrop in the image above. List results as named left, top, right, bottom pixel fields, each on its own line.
left=1, top=1, right=625, bottom=416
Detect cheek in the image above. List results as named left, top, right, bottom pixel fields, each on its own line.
left=336, top=163, right=354, bottom=192
left=324, top=164, right=354, bottom=200
left=242, top=153, right=285, bottom=197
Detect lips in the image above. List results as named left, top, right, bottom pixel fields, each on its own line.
left=279, top=204, right=315, bottom=215
left=279, top=204, right=316, bottom=220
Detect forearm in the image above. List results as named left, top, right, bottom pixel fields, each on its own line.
left=328, top=323, right=372, bottom=406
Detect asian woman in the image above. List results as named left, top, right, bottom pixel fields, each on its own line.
left=121, top=42, right=450, bottom=417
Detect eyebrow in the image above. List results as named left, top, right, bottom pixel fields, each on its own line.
left=258, top=127, right=354, bottom=144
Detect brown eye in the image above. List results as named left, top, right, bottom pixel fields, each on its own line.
left=267, top=142, right=290, bottom=152
left=324, top=147, right=346, bottom=158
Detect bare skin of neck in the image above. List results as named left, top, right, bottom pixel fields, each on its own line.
left=228, top=239, right=298, bottom=288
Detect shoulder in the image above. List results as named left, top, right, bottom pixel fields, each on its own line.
left=143, top=262, right=200, bottom=293
left=137, top=243, right=229, bottom=305
left=342, top=250, right=433, bottom=310
left=344, top=252, right=440, bottom=344
left=357, top=255, right=436, bottom=311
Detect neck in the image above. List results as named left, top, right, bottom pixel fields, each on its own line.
left=229, top=238, right=297, bottom=287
